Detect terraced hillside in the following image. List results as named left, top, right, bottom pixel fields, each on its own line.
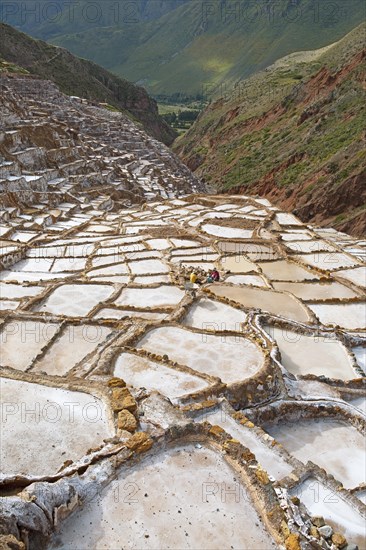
left=0, top=190, right=365, bottom=549
left=0, top=67, right=365, bottom=550
left=176, top=24, right=366, bottom=236
left=0, top=22, right=176, bottom=145
left=0, top=74, right=203, bottom=214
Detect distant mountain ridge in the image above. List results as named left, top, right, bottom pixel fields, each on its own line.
left=2, top=0, right=365, bottom=96
left=175, top=24, right=366, bottom=237
left=0, top=22, right=177, bottom=145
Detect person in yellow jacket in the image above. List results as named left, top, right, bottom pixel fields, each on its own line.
left=190, top=271, right=197, bottom=284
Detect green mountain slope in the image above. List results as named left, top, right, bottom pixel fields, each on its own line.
left=0, top=22, right=176, bottom=144
left=175, top=24, right=366, bottom=237
left=2, top=0, right=364, bottom=96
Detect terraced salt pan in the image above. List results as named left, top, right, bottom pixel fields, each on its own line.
left=272, top=281, right=357, bottom=301
left=32, top=325, right=112, bottom=375
left=0, top=271, right=73, bottom=283
left=94, top=308, right=167, bottom=321
left=114, top=353, right=209, bottom=400
left=264, top=326, right=355, bottom=380
left=275, top=213, right=302, bottom=226
left=145, top=238, right=171, bottom=250
left=115, top=286, right=184, bottom=309
left=349, top=396, right=366, bottom=415
left=208, top=284, right=311, bottom=323
left=133, top=274, right=170, bottom=285
left=37, top=284, right=114, bottom=317
left=11, top=231, right=38, bottom=242
left=27, top=246, right=66, bottom=258
left=51, top=257, right=86, bottom=272
left=171, top=253, right=219, bottom=263
left=92, top=255, right=124, bottom=268
left=0, top=320, right=59, bottom=370
left=334, top=266, right=366, bottom=288
left=280, top=231, right=313, bottom=241
left=11, top=258, right=52, bottom=272
left=225, top=275, right=268, bottom=287
left=50, top=444, right=276, bottom=550
left=85, top=224, right=116, bottom=233
left=184, top=298, right=247, bottom=332
left=266, top=418, right=366, bottom=488
left=0, top=300, right=19, bottom=310
left=258, top=260, right=318, bottom=281
left=91, top=275, right=130, bottom=284
left=201, top=224, right=253, bottom=239
left=291, top=478, right=365, bottom=548
left=197, top=409, right=293, bottom=479
left=352, top=346, right=366, bottom=374
left=284, top=240, right=336, bottom=253
left=308, top=302, right=366, bottom=330
left=220, top=255, right=258, bottom=273
left=0, top=377, right=112, bottom=477
left=171, top=246, right=214, bottom=257
left=128, top=259, right=169, bottom=274
left=217, top=241, right=277, bottom=261
left=138, top=326, right=264, bottom=384
left=64, top=243, right=95, bottom=256
left=87, top=263, right=129, bottom=277
left=295, top=252, right=358, bottom=271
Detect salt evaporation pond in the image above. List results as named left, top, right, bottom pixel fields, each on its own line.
left=225, top=274, right=268, bottom=287
left=208, top=284, right=311, bottom=323
left=266, top=418, right=365, bottom=488
left=308, top=302, right=366, bottom=330
left=291, top=478, right=366, bottom=548
left=197, top=409, right=293, bottom=480
left=184, top=298, right=247, bottom=332
left=272, top=281, right=358, bottom=301
left=217, top=241, right=277, bottom=261
left=201, top=224, right=253, bottom=239
left=295, top=252, right=358, bottom=271
left=0, top=283, right=44, bottom=299
left=128, top=260, right=169, bottom=275
left=94, top=308, right=167, bottom=321
left=50, top=444, right=276, bottom=550
left=352, top=346, right=366, bottom=373
left=114, top=353, right=209, bottom=400
left=220, top=255, right=258, bottom=273
left=264, top=326, right=356, bottom=380
left=334, top=266, right=366, bottom=288
left=258, top=260, right=317, bottom=281
left=0, top=320, right=59, bottom=370
left=0, top=377, right=113, bottom=477
left=137, top=326, right=264, bottom=384
left=32, top=325, right=112, bottom=375
left=36, top=284, right=114, bottom=317
left=115, top=286, right=184, bottom=309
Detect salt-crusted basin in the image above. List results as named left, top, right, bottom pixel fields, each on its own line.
left=137, top=326, right=264, bottom=384
left=50, top=444, right=276, bottom=550
left=207, top=284, right=312, bottom=323
left=0, top=377, right=113, bottom=477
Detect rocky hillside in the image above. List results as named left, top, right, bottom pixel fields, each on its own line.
left=176, top=24, right=366, bottom=237
left=0, top=22, right=176, bottom=145
left=4, top=0, right=365, bottom=96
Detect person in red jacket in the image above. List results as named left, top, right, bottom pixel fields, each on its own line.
left=211, top=268, right=220, bottom=282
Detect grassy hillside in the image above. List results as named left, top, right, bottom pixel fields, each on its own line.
left=3, top=0, right=364, bottom=96
left=0, top=22, right=176, bottom=145
left=175, top=24, right=366, bottom=237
